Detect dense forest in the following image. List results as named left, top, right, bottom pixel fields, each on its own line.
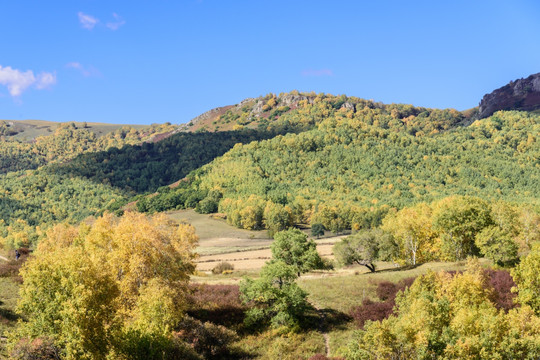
left=139, top=95, right=539, bottom=237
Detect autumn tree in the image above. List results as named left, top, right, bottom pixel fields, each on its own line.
left=12, top=212, right=199, bottom=359
left=432, top=196, right=493, bottom=260
left=381, top=203, right=436, bottom=265
left=347, top=260, right=540, bottom=359
left=512, top=243, right=540, bottom=314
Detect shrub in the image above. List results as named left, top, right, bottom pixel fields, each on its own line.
left=375, top=281, right=397, bottom=301
left=350, top=277, right=415, bottom=328
left=10, top=337, right=61, bottom=360
left=196, top=198, right=218, bottom=214
left=212, top=262, right=234, bottom=275
left=350, top=299, right=394, bottom=329
left=176, top=316, right=238, bottom=359
left=485, top=269, right=517, bottom=312
left=0, top=261, right=21, bottom=278
left=311, top=223, right=325, bottom=238
left=187, top=284, right=247, bottom=327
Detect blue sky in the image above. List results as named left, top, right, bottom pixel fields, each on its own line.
left=1, top=0, right=540, bottom=125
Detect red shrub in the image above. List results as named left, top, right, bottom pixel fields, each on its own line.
left=375, top=281, right=397, bottom=301
left=187, top=284, right=247, bottom=328
left=351, top=277, right=416, bottom=329
left=350, top=299, right=395, bottom=329
left=485, top=269, right=517, bottom=312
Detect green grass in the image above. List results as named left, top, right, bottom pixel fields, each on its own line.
left=233, top=329, right=326, bottom=360
left=299, top=261, right=469, bottom=313
left=167, top=209, right=272, bottom=254
left=0, top=277, right=20, bottom=337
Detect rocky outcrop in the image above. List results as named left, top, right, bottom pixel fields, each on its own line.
left=478, top=73, right=540, bottom=118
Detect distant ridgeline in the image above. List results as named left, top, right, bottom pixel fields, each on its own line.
left=0, top=89, right=539, bottom=248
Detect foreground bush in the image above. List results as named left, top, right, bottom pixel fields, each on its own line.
left=10, top=212, right=199, bottom=359
left=346, top=260, right=540, bottom=359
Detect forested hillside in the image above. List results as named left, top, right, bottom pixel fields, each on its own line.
left=0, top=122, right=176, bottom=174
left=141, top=95, right=539, bottom=235
left=50, top=128, right=284, bottom=193
left=1, top=91, right=539, bottom=249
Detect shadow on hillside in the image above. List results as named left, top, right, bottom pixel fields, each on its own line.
left=375, top=264, right=421, bottom=273
left=0, top=300, right=20, bottom=323
left=50, top=129, right=282, bottom=194
left=303, top=306, right=351, bottom=333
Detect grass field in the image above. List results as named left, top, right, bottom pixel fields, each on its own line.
left=166, top=209, right=348, bottom=273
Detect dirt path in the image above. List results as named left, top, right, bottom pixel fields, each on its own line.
left=310, top=301, right=331, bottom=357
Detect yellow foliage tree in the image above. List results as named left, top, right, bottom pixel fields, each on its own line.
left=382, top=203, right=437, bottom=265
left=12, top=212, right=198, bottom=359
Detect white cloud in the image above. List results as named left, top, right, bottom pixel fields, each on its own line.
left=0, top=65, right=56, bottom=97
left=78, top=12, right=99, bottom=30
left=106, top=13, right=126, bottom=30
left=36, top=72, right=57, bottom=89
left=66, top=62, right=101, bottom=77
left=301, top=69, right=334, bottom=77
left=78, top=12, right=125, bottom=31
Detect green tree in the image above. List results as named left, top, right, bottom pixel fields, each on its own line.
left=239, top=261, right=308, bottom=329
left=333, top=229, right=395, bottom=272
left=475, top=226, right=519, bottom=265
left=432, top=196, right=494, bottom=260
left=310, top=223, right=325, bottom=238
left=512, top=243, right=540, bottom=314
left=270, top=228, right=324, bottom=276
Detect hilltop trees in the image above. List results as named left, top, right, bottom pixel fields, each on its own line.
left=142, top=106, right=539, bottom=236
left=12, top=212, right=199, bottom=359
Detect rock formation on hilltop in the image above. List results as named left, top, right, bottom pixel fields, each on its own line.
left=478, top=73, right=540, bottom=119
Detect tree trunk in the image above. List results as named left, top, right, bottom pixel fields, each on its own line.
left=363, top=263, right=376, bottom=272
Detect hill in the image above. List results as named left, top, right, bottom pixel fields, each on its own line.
left=1, top=89, right=539, bottom=248
left=0, top=121, right=178, bottom=174
left=142, top=99, right=539, bottom=233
